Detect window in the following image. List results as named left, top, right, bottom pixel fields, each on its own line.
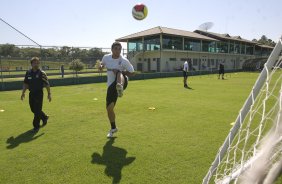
left=169, top=58, right=176, bottom=61
left=144, top=35, right=160, bottom=51
left=202, top=41, right=216, bottom=52
left=229, top=42, right=234, bottom=53
left=128, top=39, right=143, bottom=52
left=241, top=44, right=246, bottom=55
left=216, top=41, right=228, bottom=53
left=163, top=35, right=183, bottom=50
left=234, top=42, right=240, bottom=54
left=184, top=38, right=201, bottom=51
left=246, top=44, right=254, bottom=55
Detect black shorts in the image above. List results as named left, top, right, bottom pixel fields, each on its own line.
left=106, top=73, right=128, bottom=107
left=183, top=71, right=188, bottom=78
left=219, top=69, right=225, bottom=75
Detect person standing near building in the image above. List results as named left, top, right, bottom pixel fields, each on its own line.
left=100, top=42, right=135, bottom=138
left=218, top=62, right=225, bottom=79
left=21, top=57, right=51, bottom=132
left=60, top=64, right=65, bottom=78
left=183, top=61, right=189, bottom=88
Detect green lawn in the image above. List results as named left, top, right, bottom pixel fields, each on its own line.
left=0, top=72, right=276, bottom=184
left=0, top=59, right=101, bottom=79
left=1, top=72, right=106, bottom=82
left=0, top=59, right=69, bottom=70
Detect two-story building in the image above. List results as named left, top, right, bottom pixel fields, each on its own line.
left=116, top=26, right=273, bottom=72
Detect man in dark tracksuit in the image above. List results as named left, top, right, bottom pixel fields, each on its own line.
left=21, top=57, right=52, bottom=132
left=218, top=62, right=225, bottom=80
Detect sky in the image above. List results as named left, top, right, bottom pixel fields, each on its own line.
left=0, top=0, right=282, bottom=48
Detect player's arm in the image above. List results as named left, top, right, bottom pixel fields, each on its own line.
left=100, top=56, right=106, bottom=70
left=21, top=71, right=29, bottom=100
left=45, top=85, right=51, bottom=102
left=42, top=71, right=52, bottom=102
left=21, top=83, right=28, bottom=100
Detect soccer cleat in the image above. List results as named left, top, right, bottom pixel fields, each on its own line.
left=116, top=83, right=123, bottom=97
left=42, top=115, right=49, bottom=127
left=107, top=128, right=118, bottom=138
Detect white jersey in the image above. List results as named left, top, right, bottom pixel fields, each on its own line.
left=183, top=61, right=189, bottom=72
left=101, top=54, right=134, bottom=86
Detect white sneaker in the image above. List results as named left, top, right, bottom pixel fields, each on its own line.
left=116, top=83, right=123, bottom=97
left=107, top=128, right=118, bottom=138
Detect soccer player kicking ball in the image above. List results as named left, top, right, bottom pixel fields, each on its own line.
left=100, top=42, right=135, bottom=138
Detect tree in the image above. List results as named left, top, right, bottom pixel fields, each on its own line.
left=20, top=47, right=41, bottom=58
left=253, top=35, right=276, bottom=47
left=0, top=44, right=16, bottom=57
left=79, top=49, right=89, bottom=62
left=88, top=48, right=105, bottom=60
left=70, top=47, right=81, bottom=59
left=69, top=59, right=84, bottom=77
left=41, top=48, right=59, bottom=59
left=59, top=46, right=71, bottom=59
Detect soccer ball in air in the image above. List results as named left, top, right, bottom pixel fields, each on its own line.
left=132, top=3, right=148, bottom=20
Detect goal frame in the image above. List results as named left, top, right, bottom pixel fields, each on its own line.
left=202, top=37, right=282, bottom=184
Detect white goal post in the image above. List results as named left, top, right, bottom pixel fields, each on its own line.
left=203, top=37, right=282, bottom=184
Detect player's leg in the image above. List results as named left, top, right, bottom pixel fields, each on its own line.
left=116, top=72, right=124, bottom=97
left=107, top=102, right=116, bottom=126
left=183, top=71, right=187, bottom=87
left=106, top=83, right=118, bottom=137
left=106, top=103, right=118, bottom=137
left=116, top=71, right=125, bottom=85
left=41, top=111, right=49, bottom=127
left=185, top=74, right=188, bottom=87
left=31, top=92, right=43, bottom=131
left=29, top=93, right=37, bottom=131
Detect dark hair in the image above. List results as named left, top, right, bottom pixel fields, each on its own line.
left=30, top=57, right=40, bottom=64
left=111, top=41, right=122, bottom=49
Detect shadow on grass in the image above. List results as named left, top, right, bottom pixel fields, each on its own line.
left=91, top=137, right=136, bottom=184
left=6, top=130, right=44, bottom=149
left=185, top=85, right=194, bottom=90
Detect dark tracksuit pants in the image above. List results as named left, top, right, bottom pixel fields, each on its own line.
left=29, top=91, right=47, bottom=129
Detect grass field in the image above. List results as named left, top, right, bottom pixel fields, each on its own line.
left=0, top=59, right=101, bottom=80
left=1, top=72, right=277, bottom=184
left=0, top=59, right=69, bottom=70
left=1, top=72, right=106, bottom=82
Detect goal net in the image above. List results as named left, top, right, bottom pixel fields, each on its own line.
left=203, top=37, right=282, bottom=184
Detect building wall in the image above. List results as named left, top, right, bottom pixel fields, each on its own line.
left=129, top=50, right=255, bottom=72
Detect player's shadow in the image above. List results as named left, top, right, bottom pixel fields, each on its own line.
left=185, top=86, right=194, bottom=90
left=91, top=137, right=136, bottom=184
left=6, top=130, right=44, bottom=149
